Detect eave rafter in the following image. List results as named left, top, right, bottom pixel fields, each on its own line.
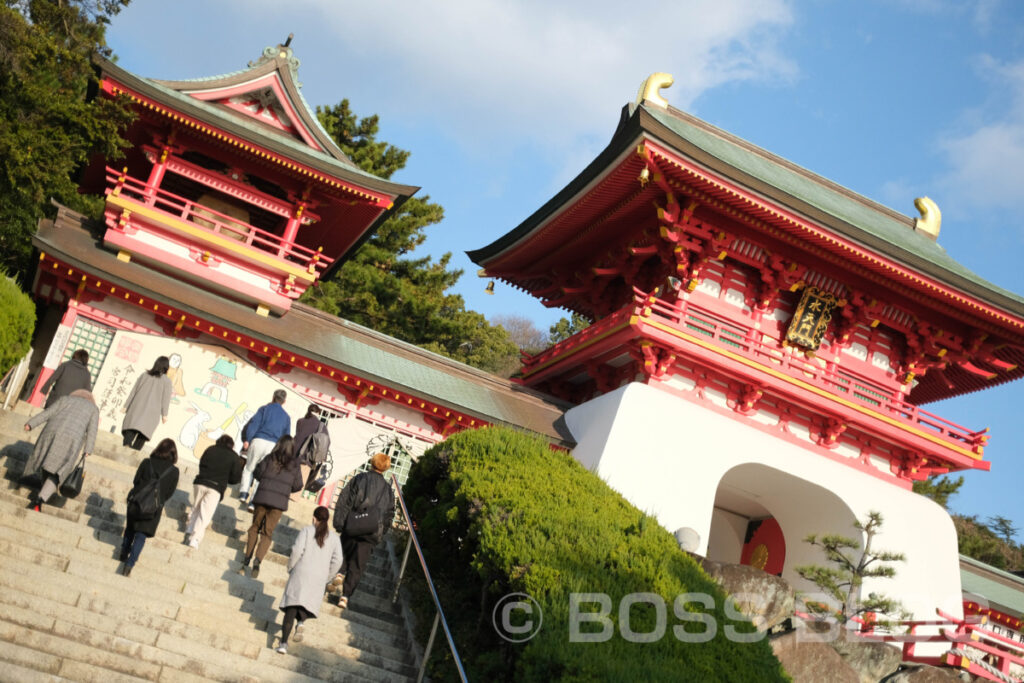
left=104, top=80, right=393, bottom=210
left=641, top=139, right=1024, bottom=342
left=36, top=253, right=487, bottom=438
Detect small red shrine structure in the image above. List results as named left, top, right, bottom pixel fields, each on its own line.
left=25, top=42, right=568, bottom=483
left=79, top=41, right=416, bottom=317
left=469, top=74, right=1024, bottom=632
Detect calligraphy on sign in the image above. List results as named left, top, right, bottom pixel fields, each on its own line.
left=785, top=286, right=838, bottom=351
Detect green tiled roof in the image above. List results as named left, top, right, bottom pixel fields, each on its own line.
left=97, top=58, right=416, bottom=198
left=643, top=104, right=1024, bottom=313
left=35, top=212, right=572, bottom=442
left=960, top=554, right=1024, bottom=615
left=471, top=102, right=1024, bottom=319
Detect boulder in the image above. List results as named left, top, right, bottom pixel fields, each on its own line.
left=830, top=634, right=903, bottom=683
left=771, top=629, right=859, bottom=683
left=700, top=558, right=795, bottom=631
left=880, top=663, right=974, bottom=682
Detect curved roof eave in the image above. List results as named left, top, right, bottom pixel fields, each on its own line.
left=95, top=56, right=418, bottom=200
left=470, top=101, right=1024, bottom=324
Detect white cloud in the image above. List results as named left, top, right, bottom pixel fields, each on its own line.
left=274, top=0, right=796, bottom=156
left=939, top=56, right=1024, bottom=211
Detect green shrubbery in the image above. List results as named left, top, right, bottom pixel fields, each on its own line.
left=0, top=274, right=34, bottom=376
left=403, top=426, right=788, bottom=682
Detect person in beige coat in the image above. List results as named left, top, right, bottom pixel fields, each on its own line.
left=23, top=389, right=99, bottom=511
left=121, top=356, right=173, bottom=450
left=275, top=506, right=343, bottom=654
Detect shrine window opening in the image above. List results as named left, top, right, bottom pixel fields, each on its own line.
left=63, top=317, right=116, bottom=385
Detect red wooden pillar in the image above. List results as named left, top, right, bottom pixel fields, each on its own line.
left=278, top=202, right=306, bottom=257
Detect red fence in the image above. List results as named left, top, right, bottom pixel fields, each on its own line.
left=105, top=167, right=332, bottom=275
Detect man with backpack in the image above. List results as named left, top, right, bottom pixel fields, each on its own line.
left=293, top=404, right=330, bottom=501
left=331, top=452, right=395, bottom=609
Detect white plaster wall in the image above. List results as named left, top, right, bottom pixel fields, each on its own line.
left=707, top=507, right=747, bottom=564
left=564, top=382, right=964, bottom=623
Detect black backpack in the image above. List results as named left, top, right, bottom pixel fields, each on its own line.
left=127, top=460, right=173, bottom=520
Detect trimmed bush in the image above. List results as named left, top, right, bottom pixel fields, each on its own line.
left=403, top=426, right=789, bottom=682
left=0, top=274, right=34, bottom=377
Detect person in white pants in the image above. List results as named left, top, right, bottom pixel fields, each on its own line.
left=186, top=434, right=243, bottom=548
left=238, top=389, right=291, bottom=505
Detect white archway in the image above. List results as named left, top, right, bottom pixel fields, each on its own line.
left=564, top=381, right=964, bottom=622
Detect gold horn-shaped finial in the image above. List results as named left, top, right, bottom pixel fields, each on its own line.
left=636, top=73, right=674, bottom=109
left=914, top=196, right=941, bottom=241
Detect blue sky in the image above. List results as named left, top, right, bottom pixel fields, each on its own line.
left=106, top=0, right=1024, bottom=540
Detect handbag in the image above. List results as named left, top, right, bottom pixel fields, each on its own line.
left=59, top=456, right=86, bottom=498
left=305, top=463, right=327, bottom=494
left=343, top=477, right=387, bottom=537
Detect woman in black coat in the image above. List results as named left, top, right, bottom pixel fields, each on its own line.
left=239, top=435, right=302, bottom=578
left=331, top=452, right=395, bottom=609
left=120, top=438, right=179, bottom=577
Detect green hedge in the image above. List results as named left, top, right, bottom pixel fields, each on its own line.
left=403, top=426, right=788, bottom=682
left=0, top=274, right=34, bottom=377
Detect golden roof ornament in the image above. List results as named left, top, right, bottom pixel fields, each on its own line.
left=635, top=73, right=674, bottom=109
left=914, top=196, right=941, bottom=241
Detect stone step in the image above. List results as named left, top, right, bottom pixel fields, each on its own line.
left=0, top=475, right=398, bottom=602
left=0, top=486, right=416, bottom=659
left=0, top=618, right=157, bottom=681
left=0, top=404, right=425, bottom=681
left=5, top=508, right=404, bottom=631
left=0, top=635, right=69, bottom=681
left=0, top=556, right=412, bottom=682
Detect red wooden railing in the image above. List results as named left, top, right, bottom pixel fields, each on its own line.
left=105, top=167, right=333, bottom=275
left=523, top=289, right=985, bottom=454
left=849, top=609, right=1024, bottom=683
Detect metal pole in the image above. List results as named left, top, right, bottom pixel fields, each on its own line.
left=392, top=535, right=413, bottom=604
left=416, top=612, right=440, bottom=683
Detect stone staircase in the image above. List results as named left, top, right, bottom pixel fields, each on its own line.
left=0, top=404, right=421, bottom=682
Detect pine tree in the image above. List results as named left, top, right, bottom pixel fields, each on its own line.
left=796, top=511, right=908, bottom=626
left=0, top=0, right=134, bottom=282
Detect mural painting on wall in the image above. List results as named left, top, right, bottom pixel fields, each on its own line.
left=91, top=330, right=435, bottom=484
left=92, top=331, right=302, bottom=466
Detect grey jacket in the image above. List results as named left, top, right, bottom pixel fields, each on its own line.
left=280, top=524, right=343, bottom=617
left=121, top=372, right=172, bottom=439
left=25, top=395, right=99, bottom=485
left=41, top=359, right=92, bottom=409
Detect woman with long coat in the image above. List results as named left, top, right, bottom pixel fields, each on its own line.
left=40, top=349, right=92, bottom=408
left=23, top=389, right=99, bottom=511
left=121, top=356, right=173, bottom=450
left=239, top=435, right=302, bottom=579
left=275, top=506, right=343, bottom=654
left=121, top=438, right=179, bottom=577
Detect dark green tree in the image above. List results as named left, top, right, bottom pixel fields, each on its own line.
left=796, top=511, right=909, bottom=626
left=0, top=273, right=36, bottom=376
left=911, top=474, right=964, bottom=510
left=988, top=515, right=1020, bottom=544
left=303, top=101, right=517, bottom=373
left=0, top=0, right=134, bottom=282
left=548, top=312, right=591, bottom=344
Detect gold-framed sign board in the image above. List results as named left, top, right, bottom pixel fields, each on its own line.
left=786, top=286, right=838, bottom=351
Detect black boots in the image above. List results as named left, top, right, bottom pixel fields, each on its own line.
left=251, top=558, right=261, bottom=579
